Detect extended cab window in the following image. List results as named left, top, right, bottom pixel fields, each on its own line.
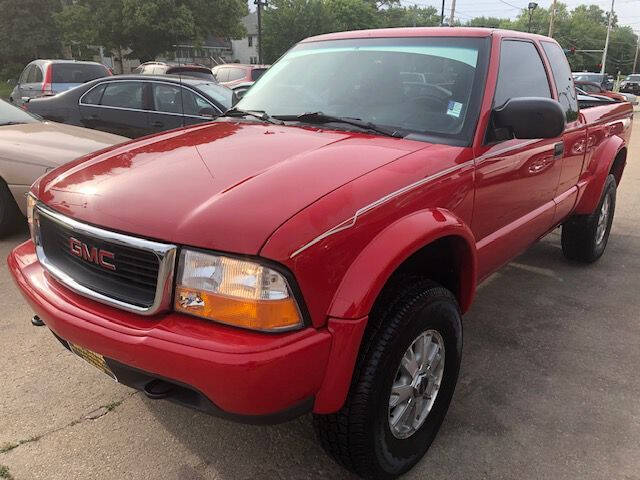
left=542, top=41, right=579, bottom=122
left=493, top=40, right=551, bottom=107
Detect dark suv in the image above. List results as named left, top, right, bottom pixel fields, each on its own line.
left=133, top=62, right=215, bottom=81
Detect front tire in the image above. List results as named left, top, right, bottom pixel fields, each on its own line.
left=561, top=174, right=616, bottom=263
left=314, top=280, right=462, bottom=479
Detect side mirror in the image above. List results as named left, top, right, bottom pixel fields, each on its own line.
left=491, top=97, right=565, bottom=139
left=198, top=107, right=216, bottom=117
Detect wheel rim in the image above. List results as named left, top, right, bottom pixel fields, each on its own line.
left=595, top=194, right=611, bottom=245
left=388, top=329, right=445, bottom=439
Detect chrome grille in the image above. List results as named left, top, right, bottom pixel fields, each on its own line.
left=34, top=204, right=177, bottom=315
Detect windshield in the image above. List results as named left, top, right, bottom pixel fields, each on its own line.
left=573, top=74, right=603, bottom=83
left=196, top=82, right=234, bottom=109
left=236, top=37, right=489, bottom=145
left=626, top=75, right=640, bottom=81
left=51, top=63, right=109, bottom=83
left=168, top=68, right=214, bottom=80
left=0, top=99, right=39, bottom=126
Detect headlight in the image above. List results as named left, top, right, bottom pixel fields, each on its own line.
left=26, top=193, right=37, bottom=243
left=174, top=249, right=303, bottom=331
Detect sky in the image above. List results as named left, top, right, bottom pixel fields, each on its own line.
left=399, top=0, right=640, bottom=34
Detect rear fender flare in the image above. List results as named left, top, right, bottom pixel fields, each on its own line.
left=575, top=135, right=625, bottom=215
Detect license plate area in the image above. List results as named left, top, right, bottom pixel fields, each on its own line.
left=68, top=342, right=117, bottom=381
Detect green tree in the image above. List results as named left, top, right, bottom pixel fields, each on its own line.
left=262, top=0, right=336, bottom=62
left=56, top=0, right=247, bottom=62
left=465, top=17, right=506, bottom=28
left=380, top=5, right=440, bottom=28
left=0, top=0, right=63, bottom=79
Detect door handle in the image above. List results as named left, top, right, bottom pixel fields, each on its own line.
left=151, top=121, right=164, bottom=128
left=553, top=142, right=564, bottom=156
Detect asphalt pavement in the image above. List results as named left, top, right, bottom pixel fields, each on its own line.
left=1, top=116, right=639, bottom=480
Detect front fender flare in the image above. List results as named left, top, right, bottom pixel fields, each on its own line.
left=328, top=208, right=477, bottom=318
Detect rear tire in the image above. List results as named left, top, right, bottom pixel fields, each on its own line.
left=313, top=280, right=462, bottom=479
left=0, top=179, right=21, bottom=238
left=561, top=174, right=616, bottom=263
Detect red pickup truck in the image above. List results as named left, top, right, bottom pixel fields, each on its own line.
left=9, top=28, right=632, bottom=479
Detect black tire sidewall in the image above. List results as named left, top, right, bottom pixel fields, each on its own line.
left=591, top=175, right=616, bottom=258
left=369, top=292, right=463, bottom=477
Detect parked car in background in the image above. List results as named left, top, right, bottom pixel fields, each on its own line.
left=574, top=81, right=626, bottom=102
left=620, top=74, right=640, bottom=95
left=572, top=72, right=613, bottom=91
left=575, top=88, right=617, bottom=109
left=133, top=62, right=215, bottom=81
left=10, top=60, right=111, bottom=106
left=230, top=81, right=254, bottom=100
left=211, top=64, right=269, bottom=87
left=25, top=75, right=233, bottom=138
left=0, top=99, right=126, bottom=236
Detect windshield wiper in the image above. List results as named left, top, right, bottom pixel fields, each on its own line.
left=223, top=107, right=283, bottom=125
left=274, top=112, right=405, bottom=138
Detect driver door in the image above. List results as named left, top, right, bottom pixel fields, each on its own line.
left=473, top=39, right=563, bottom=279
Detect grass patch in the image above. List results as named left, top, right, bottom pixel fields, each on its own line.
left=0, top=465, right=13, bottom=479
left=104, top=400, right=123, bottom=412
left=0, top=436, right=40, bottom=454
left=0, top=444, right=17, bottom=454
left=0, top=82, right=12, bottom=101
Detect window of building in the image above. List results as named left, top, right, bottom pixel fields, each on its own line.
left=248, top=35, right=253, bottom=47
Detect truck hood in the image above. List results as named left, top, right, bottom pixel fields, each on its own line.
left=37, top=121, right=429, bottom=254
left=0, top=121, right=127, bottom=169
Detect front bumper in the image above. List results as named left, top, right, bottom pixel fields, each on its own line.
left=9, top=240, right=332, bottom=422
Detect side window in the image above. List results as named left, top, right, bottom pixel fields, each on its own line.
left=152, top=83, right=182, bottom=113
left=32, top=66, right=43, bottom=83
left=19, top=66, right=32, bottom=84
left=132, top=66, right=144, bottom=74
left=181, top=88, right=215, bottom=116
left=228, top=68, right=245, bottom=81
left=100, top=82, right=144, bottom=109
left=493, top=40, right=551, bottom=108
left=82, top=84, right=107, bottom=105
left=27, top=66, right=41, bottom=83
left=215, top=68, right=229, bottom=82
left=542, top=41, right=579, bottom=122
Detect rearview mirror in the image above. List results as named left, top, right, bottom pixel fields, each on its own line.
left=491, top=97, right=565, bottom=139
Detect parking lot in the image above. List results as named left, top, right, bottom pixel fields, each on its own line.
left=1, top=114, right=638, bottom=480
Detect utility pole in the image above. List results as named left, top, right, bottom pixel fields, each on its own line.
left=254, top=0, right=267, bottom=64
left=601, top=0, right=614, bottom=74
left=527, top=3, right=538, bottom=33
left=449, top=0, right=457, bottom=25
left=440, top=0, right=445, bottom=26
left=548, top=0, right=557, bottom=37
left=633, top=37, right=640, bottom=73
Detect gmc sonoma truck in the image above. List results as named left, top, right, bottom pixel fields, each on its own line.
left=9, top=28, right=632, bottom=479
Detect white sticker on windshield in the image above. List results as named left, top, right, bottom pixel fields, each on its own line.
left=447, top=101, right=463, bottom=118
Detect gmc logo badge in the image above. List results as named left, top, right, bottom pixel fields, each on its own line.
left=69, top=237, right=116, bottom=271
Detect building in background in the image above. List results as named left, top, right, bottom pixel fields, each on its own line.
left=89, top=13, right=258, bottom=72
left=231, top=13, right=259, bottom=64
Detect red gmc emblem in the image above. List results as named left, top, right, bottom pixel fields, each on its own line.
left=69, top=237, right=116, bottom=271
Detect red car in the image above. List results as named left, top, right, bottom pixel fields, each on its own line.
left=211, top=63, right=269, bottom=87
left=10, top=28, right=632, bottom=479
left=574, top=80, right=626, bottom=102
